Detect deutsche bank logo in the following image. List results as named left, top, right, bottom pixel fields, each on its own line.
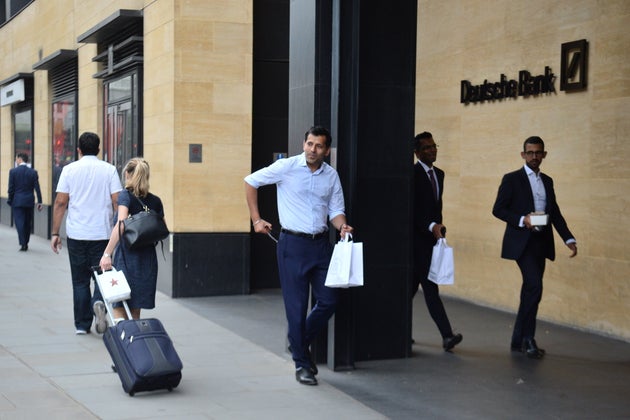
left=560, top=39, right=588, bottom=92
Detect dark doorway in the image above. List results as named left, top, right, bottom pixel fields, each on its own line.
left=250, top=0, right=290, bottom=289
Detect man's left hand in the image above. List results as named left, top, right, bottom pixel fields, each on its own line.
left=567, top=242, right=578, bottom=258
left=340, top=224, right=354, bottom=239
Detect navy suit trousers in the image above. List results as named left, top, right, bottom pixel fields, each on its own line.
left=12, top=206, right=33, bottom=247
left=277, top=232, right=337, bottom=370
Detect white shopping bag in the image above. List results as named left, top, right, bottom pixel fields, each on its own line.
left=94, top=267, right=132, bottom=303
left=428, top=238, right=455, bottom=285
left=325, top=233, right=364, bottom=288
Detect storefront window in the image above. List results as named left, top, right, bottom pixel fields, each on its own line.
left=52, top=98, right=76, bottom=195
left=104, top=72, right=140, bottom=174
left=13, top=106, right=33, bottom=165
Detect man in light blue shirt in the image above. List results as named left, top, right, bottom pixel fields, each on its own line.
left=245, top=126, right=354, bottom=385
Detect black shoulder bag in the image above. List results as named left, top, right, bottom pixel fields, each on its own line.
left=121, top=195, right=169, bottom=250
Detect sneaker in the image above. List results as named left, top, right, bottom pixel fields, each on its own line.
left=75, top=329, right=88, bottom=335
left=93, top=301, right=108, bottom=334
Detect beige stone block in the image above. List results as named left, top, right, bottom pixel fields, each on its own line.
left=144, top=21, right=175, bottom=62
left=589, top=178, right=630, bottom=260
left=179, top=113, right=251, bottom=146
left=176, top=0, right=252, bottom=23
left=174, top=19, right=214, bottom=53
left=144, top=114, right=175, bottom=148
left=213, top=83, right=252, bottom=115
left=208, top=143, right=251, bottom=178
left=144, top=0, right=176, bottom=33
left=146, top=54, right=175, bottom=89
left=173, top=82, right=214, bottom=111
left=591, top=98, right=630, bottom=179
left=144, top=84, right=176, bottom=118
left=213, top=22, right=253, bottom=54
left=179, top=50, right=248, bottom=83
left=592, top=16, right=630, bottom=100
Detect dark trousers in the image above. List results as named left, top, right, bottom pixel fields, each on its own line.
left=413, top=236, right=453, bottom=339
left=67, top=238, right=107, bottom=331
left=277, top=232, right=338, bottom=370
left=13, top=206, right=33, bottom=247
left=512, top=234, right=546, bottom=346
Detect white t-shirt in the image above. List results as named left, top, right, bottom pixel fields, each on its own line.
left=56, top=156, right=123, bottom=240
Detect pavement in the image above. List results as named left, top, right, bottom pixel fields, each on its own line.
left=1, top=223, right=629, bottom=419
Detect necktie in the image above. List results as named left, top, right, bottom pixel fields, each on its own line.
left=428, top=169, right=438, bottom=200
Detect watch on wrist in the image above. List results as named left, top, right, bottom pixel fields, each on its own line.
left=103, top=253, right=111, bottom=258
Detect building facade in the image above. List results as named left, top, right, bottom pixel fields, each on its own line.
left=1, top=0, right=628, bottom=353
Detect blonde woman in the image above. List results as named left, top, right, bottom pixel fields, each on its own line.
left=99, top=158, right=166, bottom=320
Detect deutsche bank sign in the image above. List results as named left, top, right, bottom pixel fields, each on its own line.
left=460, top=67, right=556, bottom=104
left=460, top=39, right=588, bottom=105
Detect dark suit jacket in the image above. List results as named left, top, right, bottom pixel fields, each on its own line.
left=414, top=162, right=444, bottom=246
left=492, top=167, right=574, bottom=261
left=8, top=164, right=42, bottom=208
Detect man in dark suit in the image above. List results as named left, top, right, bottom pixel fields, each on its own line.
left=8, top=153, right=43, bottom=251
left=492, top=136, right=577, bottom=359
left=412, top=132, right=462, bottom=351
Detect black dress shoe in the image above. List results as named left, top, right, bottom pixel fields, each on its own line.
left=443, top=333, right=463, bottom=351
left=295, top=367, right=317, bottom=385
left=19, top=245, right=27, bottom=251
left=522, top=338, right=545, bottom=359
left=288, top=345, right=318, bottom=375
left=510, top=344, right=523, bottom=352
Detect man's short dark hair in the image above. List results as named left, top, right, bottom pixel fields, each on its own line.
left=414, top=131, right=433, bottom=152
left=523, top=136, right=545, bottom=151
left=78, top=132, right=100, bottom=156
left=16, top=152, right=29, bottom=163
left=304, top=126, right=332, bottom=148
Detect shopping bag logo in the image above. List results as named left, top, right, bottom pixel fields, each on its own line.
left=95, top=268, right=132, bottom=303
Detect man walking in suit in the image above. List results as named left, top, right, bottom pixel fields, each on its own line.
left=492, top=136, right=577, bottom=359
left=8, top=153, right=43, bottom=251
left=412, top=132, right=462, bottom=351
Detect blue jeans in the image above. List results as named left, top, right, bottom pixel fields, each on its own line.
left=67, top=238, right=108, bottom=331
left=277, top=232, right=338, bottom=370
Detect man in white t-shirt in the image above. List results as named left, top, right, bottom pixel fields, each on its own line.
left=51, top=132, right=122, bottom=335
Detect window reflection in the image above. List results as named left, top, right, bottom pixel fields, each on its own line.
left=52, top=99, right=76, bottom=196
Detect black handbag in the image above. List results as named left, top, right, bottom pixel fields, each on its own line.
left=122, top=195, right=169, bottom=249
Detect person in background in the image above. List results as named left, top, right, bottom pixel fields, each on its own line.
left=99, top=157, right=166, bottom=321
left=8, top=153, right=43, bottom=251
left=492, top=136, right=577, bottom=359
left=412, top=132, right=463, bottom=351
left=244, top=126, right=353, bottom=386
left=51, top=132, right=122, bottom=335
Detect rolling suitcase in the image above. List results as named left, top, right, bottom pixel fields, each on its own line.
left=93, top=267, right=183, bottom=396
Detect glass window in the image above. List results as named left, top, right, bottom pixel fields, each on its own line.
left=52, top=98, right=76, bottom=195
left=104, top=72, right=141, bottom=173
left=13, top=106, right=33, bottom=165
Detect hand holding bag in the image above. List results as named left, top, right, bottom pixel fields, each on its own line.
left=122, top=195, right=169, bottom=249
left=325, top=233, right=364, bottom=288
left=428, top=238, right=455, bottom=285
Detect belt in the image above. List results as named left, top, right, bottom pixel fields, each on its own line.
left=281, top=228, right=328, bottom=240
